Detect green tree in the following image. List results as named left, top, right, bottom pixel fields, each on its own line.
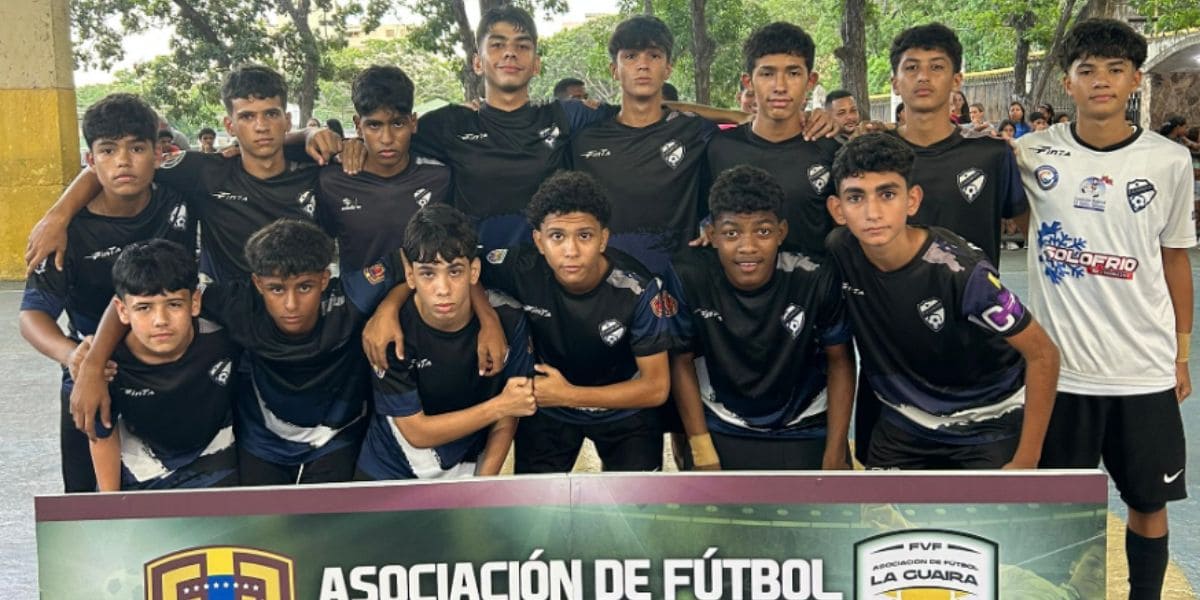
left=532, top=15, right=625, bottom=103
left=317, top=37, right=464, bottom=123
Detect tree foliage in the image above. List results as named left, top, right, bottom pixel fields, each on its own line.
left=532, top=15, right=625, bottom=103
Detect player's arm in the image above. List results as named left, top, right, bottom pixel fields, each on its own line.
left=533, top=351, right=670, bottom=410
left=89, top=428, right=122, bottom=492
left=18, top=310, right=79, bottom=367
left=72, top=299, right=131, bottom=439
left=470, top=283, right=508, bottom=377
left=822, top=342, right=855, bottom=470
left=1162, top=246, right=1193, bottom=402
left=25, top=169, right=102, bottom=274
left=664, top=101, right=751, bottom=124
left=476, top=417, right=518, bottom=476
left=391, top=377, right=534, bottom=448
left=670, top=352, right=719, bottom=470
left=1002, top=319, right=1059, bottom=469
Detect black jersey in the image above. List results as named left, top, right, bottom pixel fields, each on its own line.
left=315, top=157, right=451, bottom=272
left=199, top=265, right=395, bottom=465
left=98, top=319, right=239, bottom=489
left=481, top=244, right=684, bottom=425
left=154, top=151, right=320, bottom=282
left=894, top=129, right=1027, bottom=265
left=571, top=111, right=718, bottom=275
left=21, top=184, right=195, bottom=339
left=357, top=298, right=534, bottom=480
left=706, top=125, right=839, bottom=259
left=413, top=100, right=613, bottom=251
left=669, top=248, right=850, bottom=439
left=827, top=226, right=1032, bottom=444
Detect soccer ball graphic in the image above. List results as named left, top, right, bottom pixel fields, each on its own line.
left=101, top=567, right=142, bottom=599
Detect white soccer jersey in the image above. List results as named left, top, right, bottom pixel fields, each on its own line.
left=1015, top=124, right=1195, bottom=395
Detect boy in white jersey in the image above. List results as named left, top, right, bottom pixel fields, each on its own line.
left=1013, top=19, right=1193, bottom=599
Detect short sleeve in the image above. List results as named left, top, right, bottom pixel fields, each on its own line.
left=559, top=100, right=617, bottom=135
left=960, top=261, right=1032, bottom=338
left=21, top=255, right=68, bottom=317
left=412, top=109, right=455, bottom=162
left=813, top=266, right=851, bottom=347
left=1160, top=152, right=1197, bottom=248
left=153, top=151, right=210, bottom=195
left=341, top=253, right=401, bottom=316
left=629, top=277, right=686, bottom=356
left=479, top=245, right=526, bottom=299
left=198, top=281, right=256, bottom=333
left=661, top=262, right=699, bottom=353
left=372, top=355, right=422, bottom=417
left=499, top=310, right=535, bottom=377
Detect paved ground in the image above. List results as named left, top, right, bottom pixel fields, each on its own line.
left=1, top=248, right=1197, bottom=597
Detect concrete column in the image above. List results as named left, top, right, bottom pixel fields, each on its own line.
left=0, top=0, right=79, bottom=279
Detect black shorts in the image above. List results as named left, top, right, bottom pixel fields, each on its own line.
left=1041, top=389, right=1187, bottom=513
left=866, top=417, right=1018, bottom=470
left=238, top=442, right=360, bottom=485
left=710, top=431, right=831, bottom=470
left=514, top=409, right=662, bottom=473
left=60, top=379, right=97, bottom=493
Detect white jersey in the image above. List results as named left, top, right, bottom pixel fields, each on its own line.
left=1015, top=123, right=1195, bottom=395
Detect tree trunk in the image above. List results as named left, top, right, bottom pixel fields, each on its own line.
left=834, top=0, right=870, bottom=116
left=450, top=0, right=485, bottom=100
left=171, top=0, right=233, bottom=69
left=643, top=0, right=653, bottom=15
left=690, top=0, right=715, bottom=104
left=1079, top=0, right=1119, bottom=19
left=277, top=0, right=320, bottom=124
left=1029, top=0, right=1078, bottom=109
left=1009, top=11, right=1034, bottom=102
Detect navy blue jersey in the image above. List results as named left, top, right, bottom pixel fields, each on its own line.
left=357, top=297, right=533, bottom=480
left=826, top=226, right=1032, bottom=444
left=154, top=151, right=319, bottom=282
left=670, top=248, right=850, bottom=438
left=21, top=184, right=195, bottom=340
left=199, top=265, right=395, bottom=465
left=99, top=319, right=239, bottom=489
left=413, top=100, right=614, bottom=251
left=571, top=111, right=717, bottom=275
left=481, top=244, right=684, bottom=424
left=315, top=157, right=451, bottom=272
left=705, top=125, right=839, bottom=259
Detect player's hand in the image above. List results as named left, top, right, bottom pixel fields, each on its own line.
left=1001, top=455, right=1039, bottom=470
left=531, top=363, right=573, bottom=408
left=70, top=361, right=112, bottom=441
left=25, top=213, right=69, bottom=275
left=306, top=128, right=343, bottom=166
left=495, top=377, right=536, bottom=417
left=582, top=98, right=602, bottom=110
left=462, top=98, right=483, bottom=111
left=476, top=318, right=508, bottom=377
left=1176, top=362, right=1191, bottom=403
left=363, top=308, right=404, bottom=373
left=822, top=452, right=851, bottom=471
left=219, top=144, right=241, bottom=158
left=340, top=138, right=366, bottom=175
left=803, top=108, right=837, bottom=140
left=852, top=120, right=892, bottom=138
left=67, top=337, right=117, bottom=382
left=688, top=227, right=711, bottom=247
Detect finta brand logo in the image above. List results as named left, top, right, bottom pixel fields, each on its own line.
left=145, top=545, right=295, bottom=600
left=856, top=529, right=998, bottom=599
left=1031, top=145, right=1071, bottom=156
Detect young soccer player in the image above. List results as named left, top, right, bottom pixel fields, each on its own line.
left=670, top=166, right=853, bottom=470
left=18, top=93, right=195, bottom=493
left=89, top=240, right=239, bottom=490
left=1013, top=19, right=1193, bottom=598
left=481, top=171, right=684, bottom=472
left=706, top=22, right=841, bottom=260
left=356, top=205, right=536, bottom=480
left=825, top=133, right=1059, bottom=470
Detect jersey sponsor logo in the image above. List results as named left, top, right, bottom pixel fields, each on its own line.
left=660, top=139, right=685, bottom=169
left=599, top=319, right=627, bottom=346
left=781, top=303, right=806, bottom=339
left=121, top=387, right=156, bottom=397
left=159, top=151, right=187, bottom=169
left=1034, top=165, right=1059, bottom=190
left=414, top=187, right=432, bottom=207
left=1126, top=178, right=1156, bottom=213
left=458, top=132, right=488, bottom=142
left=213, top=191, right=249, bottom=203
left=168, top=202, right=189, bottom=231
left=363, top=262, right=386, bottom=285
left=84, top=246, right=123, bottom=261
left=298, top=190, right=317, bottom=217
left=855, top=530, right=998, bottom=599
left=145, top=545, right=295, bottom=600
left=807, top=164, right=831, bottom=193
left=209, top=358, right=233, bottom=386
left=486, top=248, right=508, bottom=264
left=1073, top=175, right=1111, bottom=212
left=917, top=297, right=946, bottom=332
left=1037, top=221, right=1140, bottom=283
left=1031, top=144, right=1071, bottom=156
left=694, top=308, right=723, bottom=321
left=579, top=148, right=611, bottom=159
left=651, top=291, right=679, bottom=318
left=539, top=125, right=561, bottom=147
left=956, top=168, right=986, bottom=204
left=339, top=196, right=362, bottom=212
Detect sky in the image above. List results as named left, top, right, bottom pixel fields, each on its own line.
left=73, top=0, right=621, bottom=86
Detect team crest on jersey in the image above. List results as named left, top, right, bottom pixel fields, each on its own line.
left=33, top=258, right=47, bottom=275
left=1126, top=178, right=1156, bottom=213
left=486, top=248, right=508, bottom=264
left=956, top=168, right=986, bottom=204
left=363, top=262, right=386, bottom=285
left=160, top=151, right=186, bottom=169
left=298, top=190, right=316, bottom=216
left=660, top=139, right=685, bottom=169
left=209, top=359, right=233, bottom=386
left=539, top=126, right=561, bottom=147
left=414, top=187, right=432, bottom=207
left=917, top=297, right=945, bottom=332
left=807, top=164, right=831, bottom=193
left=780, top=304, right=806, bottom=339
left=1034, top=165, right=1059, bottom=190
left=168, top=203, right=189, bottom=231
left=1074, top=175, right=1111, bottom=212
left=651, top=291, right=678, bottom=318
left=599, top=319, right=627, bottom=346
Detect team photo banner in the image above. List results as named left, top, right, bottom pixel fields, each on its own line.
left=35, top=471, right=1107, bottom=599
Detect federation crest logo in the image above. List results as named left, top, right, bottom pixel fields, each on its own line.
left=917, top=297, right=945, bottom=332
left=651, top=291, right=678, bottom=318
left=414, top=188, right=432, bottom=207
left=660, top=139, right=685, bottom=169
left=145, top=545, right=295, bottom=600
left=855, top=529, right=998, bottom=599
left=598, top=319, right=627, bottom=346
left=956, top=168, right=986, bottom=204
left=807, top=164, right=831, bottom=193
left=169, top=203, right=189, bottom=231
left=363, top=262, right=386, bottom=285
left=781, top=303, right=806, bottom=339
left=486, top=248, right=508, bottom=264
left=1126, top=178, right=1156, bottom=213
left=208, top=359, right=232, bottom=386
left=1034, top=165, right=1058, bottom=190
